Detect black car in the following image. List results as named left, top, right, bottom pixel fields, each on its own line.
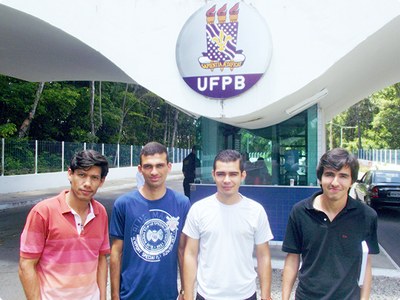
left=354, top=170, right=400, bottom=209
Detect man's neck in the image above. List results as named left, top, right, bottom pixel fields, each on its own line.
left=216, top=193, right=242, bottom=205
left=140, top=185, right=167, bottom=201
left=66, top=191, right=89, bottom=215
left=314, top=194, right=347, bottom=221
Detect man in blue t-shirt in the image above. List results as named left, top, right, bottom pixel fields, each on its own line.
left=282, top=148, right=379, bottom=300
left=110, top=142, right=190, bottom=300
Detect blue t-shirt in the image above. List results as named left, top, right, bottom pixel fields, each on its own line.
left=110, top=188, right=190, bottom=300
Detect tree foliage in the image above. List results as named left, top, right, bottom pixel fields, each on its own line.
left=2, top=75, right=398, bottom=150
left=0, top=76, right=197, bottom=148
left=328, top=84, right=400, bottom=150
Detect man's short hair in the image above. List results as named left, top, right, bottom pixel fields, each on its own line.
left=316, top=148, right=359, bottom=183
left=140, top=142, right=169, bottom=164
left=213, top=149, right=244, bottom=172
left=70, top=149, right=109, bottom=178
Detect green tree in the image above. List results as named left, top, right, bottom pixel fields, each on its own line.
left=0, top=75, right=201, bottom=148
left=327, top=84, right=399, bottom=150
left=370, top=85, right=400, bottom=148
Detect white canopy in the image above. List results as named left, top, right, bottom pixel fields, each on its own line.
left=1, top=0, right=400, bottom=129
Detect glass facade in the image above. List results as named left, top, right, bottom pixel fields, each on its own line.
left=194, top=105, right=319, bottom=186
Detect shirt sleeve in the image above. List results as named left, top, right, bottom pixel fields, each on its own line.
left=182, top=204, right=200, bottom=240
left=99, top=208, right=111, bottom=255
left=255, top=206, right=274, bottom=244
left=20, top=207, right=47, bottom=258
left=366, top=211, right=380, bottom=254
left=282, top=209, right=302, bottom=254
left=109, top=198, right=126, bottom=240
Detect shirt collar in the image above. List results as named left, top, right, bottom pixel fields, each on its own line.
left=59, top=190, right=98, bottom=215
left=305, top=190, right=357, bottom=212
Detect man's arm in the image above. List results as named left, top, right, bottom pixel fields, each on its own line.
left=18, top=256, right=41, bottom=300
left=255, top=242, right=272, bottom=300
left=97, top=254, right=108, bottom=300
left=360, top=255, right=373, bottom=300
left=182, top=236, right=199, bottom=300
left=282, top=253, right=300, bottom=300
left=110, top=239, right=124, bottom=300
left=178, top=233, right=187, bottom=299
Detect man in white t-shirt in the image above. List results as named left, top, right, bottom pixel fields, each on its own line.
left=182, top=149, right=273, bottom=300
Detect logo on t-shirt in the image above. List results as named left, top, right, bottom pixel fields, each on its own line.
left=131, top=209, right=180, bottom=262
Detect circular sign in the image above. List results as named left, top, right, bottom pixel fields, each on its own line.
left=176, top=0, right=272, bottom=99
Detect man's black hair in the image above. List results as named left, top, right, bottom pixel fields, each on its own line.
left=213, top=149, right=244, bottom=172
left=316, top=148, right=359, bottom=183
left=70, top=149, right=109, bottom=178
left=140, top=142, right=169, bottom=164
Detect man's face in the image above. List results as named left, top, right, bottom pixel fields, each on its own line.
left=320, top=165, right=353, bottom=203
left=212, top=160, right=246, bottom=200
left=139, top=153, right=171, bottom=189
left=68, top=166, right=105, bottom=203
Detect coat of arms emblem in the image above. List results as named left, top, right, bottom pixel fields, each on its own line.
left=199, top=3, right=245, bottom=71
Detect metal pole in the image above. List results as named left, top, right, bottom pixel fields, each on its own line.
left=35, top=140, right=38, bottom=174
left=1, top=138, right=4, bottom=176
left=62, top=141, right=65, bottom=172
left=130, top=145, right=133, bottom=167
left=117, top=144, right=120, bottom=168
left=340, top=128, right=343, bottom=148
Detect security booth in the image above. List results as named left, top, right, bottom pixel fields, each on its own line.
left=190, top=105, right=321, bottom=241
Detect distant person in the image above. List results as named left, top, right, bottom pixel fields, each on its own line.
left=282, top=148, right=380, bottom=300
left=183, top=149, right=273, bottom=300
left=243, top=152, right=256, bottom=185
left=254, top=157, right=271, bottom=185
left=19, top=150, right=110, bottom=299
left=110, top=141, right=191, bottom=300
left=182, top=146, right=201, bottom=198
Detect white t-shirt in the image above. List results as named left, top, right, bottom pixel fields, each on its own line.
left=183, top=194, right=273, bottom=300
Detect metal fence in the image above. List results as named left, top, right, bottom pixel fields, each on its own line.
left=0, top=138, right=190, bottom=176
left=357, top=149, right=400, bottom=165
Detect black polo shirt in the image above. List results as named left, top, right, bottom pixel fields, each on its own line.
left=282, top=191, right=379, bottom=300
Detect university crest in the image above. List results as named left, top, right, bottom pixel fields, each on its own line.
left=199, top=3, right=246, bottom=71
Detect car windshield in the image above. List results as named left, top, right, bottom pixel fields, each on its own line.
left=374, top=172, right=400, bottom=183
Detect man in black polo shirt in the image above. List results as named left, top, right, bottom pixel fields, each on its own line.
left=282, top=148, right=379, bottom=300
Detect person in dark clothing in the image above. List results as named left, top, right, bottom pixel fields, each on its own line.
left=282, top=148, right=379, bottom=300
left=182, top=146, right=200, bottom=198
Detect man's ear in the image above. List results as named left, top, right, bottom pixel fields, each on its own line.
left=241, top=170, right=247, bottom=181
left=67, top=168, right=73, bottom=182
left=99, top=177, right=106, bottom=187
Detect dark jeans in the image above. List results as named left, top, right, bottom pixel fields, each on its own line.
left=196, top=292, right=257, bottom=300
left=183, top=176, right=194, bottom=198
